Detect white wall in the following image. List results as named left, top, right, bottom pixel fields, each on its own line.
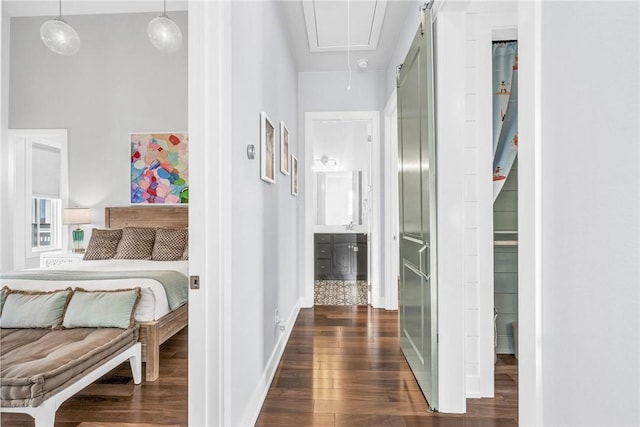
left=0, top=5, right=10, bottom=272
left=384, top=0, right=420, bottom=102
left=228, top=1, right=300, bottom=425
left=5, top=11, right=187, bottom=260
left=537, top=2, right=639, bottom=425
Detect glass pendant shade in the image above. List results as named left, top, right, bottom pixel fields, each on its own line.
left=147, top=16, right=182, bottom=53
left=40, top=18, right=80, bottom=55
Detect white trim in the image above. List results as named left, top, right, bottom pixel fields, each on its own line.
left=1, top=343, right=141, bottom=427
left=242, top=301, right=302, bottom=427
left=187, top=1, right=232, bottom=426
left=517, top=1, right=543, bottom=425
left=471, top=9, right=518, bottom=400
left=7, top=129, right=69, bottom=271
left=433, top=6, right=467, bottom=414
left=383, top=89, right=399, bottom=310
left=303, top=111, right=382, bottom=308
left=369, top=112, right=382, bottom=308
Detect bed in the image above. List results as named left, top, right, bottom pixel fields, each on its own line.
left=0, top=206, right=189, bottom=382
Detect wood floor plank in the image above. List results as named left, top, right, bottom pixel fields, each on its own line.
left=257, top=306, right=519, bottom=427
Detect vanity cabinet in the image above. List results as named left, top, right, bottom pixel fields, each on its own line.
left=314, top=233, right=367, bottom=280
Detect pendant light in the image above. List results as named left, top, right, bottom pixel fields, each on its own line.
left=148, top=0, right=182, bottom=53
left=40, top=0, right=80, bottom=55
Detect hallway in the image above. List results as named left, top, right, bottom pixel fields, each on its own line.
left=256, top=306, right=518, bottom=426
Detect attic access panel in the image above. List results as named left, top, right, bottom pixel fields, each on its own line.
left=302, top=0, right=388, bottom=52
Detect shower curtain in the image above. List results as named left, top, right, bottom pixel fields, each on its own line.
left=492, top=41, right=518, bottom=201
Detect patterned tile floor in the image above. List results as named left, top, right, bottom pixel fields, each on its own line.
left=314, top=280, right=368, bottom=305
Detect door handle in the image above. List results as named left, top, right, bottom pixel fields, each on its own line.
left=418, top=244, right=428, bottom=275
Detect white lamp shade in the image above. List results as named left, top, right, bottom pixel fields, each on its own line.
left=40, top=18, right=80, bottom=55
left=147, top=16, right=182, bottom=53
left=63, top=208, right=91, bottom=225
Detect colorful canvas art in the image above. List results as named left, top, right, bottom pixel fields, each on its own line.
left=130, top=132, right=188, bottom=204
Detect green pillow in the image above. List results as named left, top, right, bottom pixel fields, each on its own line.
left=0, top=288, right=73, bottom=329
left=63, top=288, right=141, bottom=329
left=0, top=286, right=8, bottom=315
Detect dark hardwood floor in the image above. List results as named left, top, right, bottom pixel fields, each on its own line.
left=2, top=307, right=517, bottom=427
left=256, top=306, right=518, bottom=427
left=1, top=327, right=188, bottom=427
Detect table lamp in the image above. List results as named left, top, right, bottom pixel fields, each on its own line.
left=63, top=208, right=91, bottom=253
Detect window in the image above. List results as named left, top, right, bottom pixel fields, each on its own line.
left=8, top=129, right=68, bottom=270
left=30, top=142, right=63, bottom=252
left=31, top=197, right=60, bottom=250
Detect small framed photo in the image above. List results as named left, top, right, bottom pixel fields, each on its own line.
left=291, top=154, right=299, bottom=196
left=260, top=112, right=276, bottom=183
left=280, top=122, right=290, bottom=175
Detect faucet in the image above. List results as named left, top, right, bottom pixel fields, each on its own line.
left=345, top=221, right=355, bottom=231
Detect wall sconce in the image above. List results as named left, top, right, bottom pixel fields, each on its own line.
left=313, top=154, right=338, bottom=171
left=247, top=144, right=256, bottom=159
left=63, top=208, right=91, bottom=253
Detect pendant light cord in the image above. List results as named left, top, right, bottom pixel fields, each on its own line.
left=346, top=0, right=352, bottom=91
left=58, top=0, right=62, bottom=19
left=163, top=0, right=168, bottom=17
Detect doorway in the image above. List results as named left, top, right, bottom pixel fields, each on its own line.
left=304, top=111, right=381, bottom=308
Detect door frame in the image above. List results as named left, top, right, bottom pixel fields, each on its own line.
left=303, top=111, right=381, bottom=307
left=383, top=90, right=399, bottom=310
left=187, top=1, right=231, bottom=425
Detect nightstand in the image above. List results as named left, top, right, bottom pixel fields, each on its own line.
left=39, top=251, right=84, bottom=268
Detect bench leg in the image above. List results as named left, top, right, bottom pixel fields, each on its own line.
left=130, top=343, right=142, bottom=384
left=33, top=399, right=56, bottom=427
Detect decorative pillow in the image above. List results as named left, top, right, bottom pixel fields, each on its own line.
left=152, top=228, right=188, bottom=261
left=0, top=285, right=8, bottom=315
left=182, top=233, right=189, bottom=260
left=0, top=288, right=73, bottom=329
left=113, top=227, right=156, bottom=260
left=63, top=287, right=141, bottom=329
left=84, top=228, right=123, bottom=260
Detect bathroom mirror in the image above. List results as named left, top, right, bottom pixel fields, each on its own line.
left=314, top=171, right=368, bottom=226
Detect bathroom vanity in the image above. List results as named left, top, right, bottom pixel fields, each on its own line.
left=314, top=233, right=367, bottom=280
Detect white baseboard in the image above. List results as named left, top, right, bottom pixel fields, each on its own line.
left=241, top=298, right=302, bottom=427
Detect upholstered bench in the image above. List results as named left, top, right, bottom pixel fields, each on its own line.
left=0, top=286, right=143, bottom=427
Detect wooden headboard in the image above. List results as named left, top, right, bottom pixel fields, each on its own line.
left=105, top=206, right=188, bottom=229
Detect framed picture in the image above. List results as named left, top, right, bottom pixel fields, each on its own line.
left=280, top=122, right=290, bottom=175
left=260, top=112, right=276, bottom=183
left=130, top=132, right=189, bottom=204
left=291, top=154, right=299, bottom=196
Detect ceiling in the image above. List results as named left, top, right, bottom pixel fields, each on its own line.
left=4, top=0, right=416, bottom=73
left=280, top=0, right=417, bottom=72
left=3, top=0, right=188, bottom=18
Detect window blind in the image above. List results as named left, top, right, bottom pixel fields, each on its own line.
left=32, top=143, right=61, bottom=197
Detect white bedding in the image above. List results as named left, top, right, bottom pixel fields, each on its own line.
left=1, top=260, right=188, bottom=322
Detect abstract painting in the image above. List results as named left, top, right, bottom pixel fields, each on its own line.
left=130, top=132, right=189, bottom=204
